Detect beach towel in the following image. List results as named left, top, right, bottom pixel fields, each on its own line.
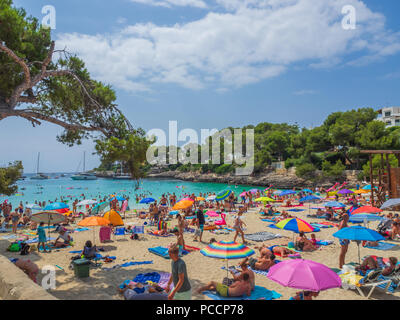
left=26, top=237, right=56, bottom=244
left=311, top=223, right=333, bottom=229
left=99, top=226, right=111, bottom=243
left=103, top=261, right=153, bottom=271
left=261, top=219, right=276, bottom=223
left=148, top=246, right=189, bottom=259
left=287, top=209, right=305, bottom=212
left=244, top=231, right=282, bottom=242
left=74, top=227, right=90, bottom=232
left=133, top=272, right=161, bottom=284
left=203, top=285, right=282, bottom=300
left=38, top=243, right=72, bottom=252
left=316, top=240, right=334, bottom=246
left=184, top=245, right=200, bottom=251
left=364, top=242, right=399, bottom=251
left=157, top=272, right=172, bottom=289
left=132, top=226, right=145, bottom=234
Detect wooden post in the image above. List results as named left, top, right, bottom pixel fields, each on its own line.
left=386, top=154, right=392, bottom=199
left=370, top=154, right=374, bottom=206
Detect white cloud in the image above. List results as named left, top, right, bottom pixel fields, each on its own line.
left=56, top=0, right=400, bottom=93
left=130, top=0, right=207, bottom=9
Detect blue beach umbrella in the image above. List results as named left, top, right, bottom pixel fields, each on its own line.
left=333, top=226, right=385, bottom=263
left=299, top=195, right=321, bottom=203
left=324, top=201, right=345, bottom=208
left=139, top=197, right=155, bottom=204
left=279, top=190, right=296, bottom=197
left=110, top=196, right=126, bottom=202
left=44, top=202, right=69, bottom=211
left=92, top=201, right=109, bottom=215
left=302, top=189, right=313, bottom=193
left=349, top=214, right=384, bottom=223
left=362, top=184, right=377, bottom=190
left=216, top=189, right=232, bottom=201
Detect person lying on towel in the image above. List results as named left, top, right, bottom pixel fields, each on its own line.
left=119, top=281, right=167, bottom=300
left=242, top=254, right=276, bottom=271
left=197, top=273, right=252, bottom=298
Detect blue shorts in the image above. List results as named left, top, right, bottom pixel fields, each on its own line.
left=199, top=224, right=204, bottom=232
left=339, top=239, right=350, bottom=246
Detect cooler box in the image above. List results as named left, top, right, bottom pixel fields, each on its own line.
left=73, top=258, right=90, bottom=278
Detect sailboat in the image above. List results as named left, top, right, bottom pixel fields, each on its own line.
left=71, top=151, right=98, bottom=180
left=30, top=153, right=50, bottom=180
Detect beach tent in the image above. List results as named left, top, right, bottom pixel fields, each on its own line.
left=103, top=210, right=124, bottom=227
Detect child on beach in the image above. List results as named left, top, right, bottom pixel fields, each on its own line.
left=172, top=228, right=185, bottom=256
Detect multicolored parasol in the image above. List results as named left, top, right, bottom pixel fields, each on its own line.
left=275, top=218, right=315, bottom=233
left=215, top=189, right=232, bottom=201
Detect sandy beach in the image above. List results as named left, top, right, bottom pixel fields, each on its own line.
left=1, top=203, right=399, bottom=301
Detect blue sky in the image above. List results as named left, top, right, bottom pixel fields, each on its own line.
left=1, top=0, right=400, bottom=172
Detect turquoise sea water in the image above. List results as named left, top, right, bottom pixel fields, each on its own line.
left=1, top=173, right=265, bottom=209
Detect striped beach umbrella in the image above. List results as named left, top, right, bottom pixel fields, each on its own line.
left=276, top=218, right=315, bottom=234
left=215, top=189, right=232, bottom=201
left=201, top=241, right=255, bottom=277
left=200, top=241, right=255, bottom=259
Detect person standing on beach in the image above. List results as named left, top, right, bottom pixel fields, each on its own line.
left=338, top=212, right=349, bottom=269
left=11, top=208, right=20, bottom=233
left=195, top=204, right=205, bottom=243
left=37, top=222, right=49, bottom=253
left=233, top=211, right=246, bottom=244
left=166, top=244, right=192, bottom=300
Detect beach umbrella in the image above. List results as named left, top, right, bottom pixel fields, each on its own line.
left=276, top=218, right=315, bottom=235
left=76, top=199, right=97, bottom=206
left=172, top=200, right=193, bottom=210
left=91, top=201, right=109, bottom=215
left=169, top=210, right=179, bottom=216
left=31, top=211, right=66, bottom=244
left=380, top=198, right=400, bottom=210
left=349, top=214, right=383, bottom=223
left=200, top=241, right=255, bottom=277
left=196, top=197, right=205, bottom=201
left=324, top=201, right=345, bottom=208
left=254, top=197, right=275, bottom=202
left=279, top=190, right=296, bottom=197
left=215, top=189, right=232, bottom=201
left=43, top=202, right=69, bottom=211
left=239, top=192, right=247, bottom=197
left=273, top=190, right=282, bottom=195
left=179, top=197, right=195, bottom=202
left=333, top=226, right=385, bottom=263
left=55, top=208, right=70, bottom=214
left=267, top=259, right=341, bottom=292
left=302, top=189, right=313, bottom=193
left=103, top=210, right=124, bottom=227
left=139, top=197, right=155, bottom=204
left=249, top=189, right=260, bottom=194
left=362, top=185, right=378, bottom=190
left=110, top=196, right=126, bottom=202
left=299, top=195, right=321, bottom=203
left=351, top=206, right=382, bottom=215
left=78, top=216, right=111, bottom=245
left=353, top=189, right=369, bottom=194
left=337, top=189, right=354, bottom=195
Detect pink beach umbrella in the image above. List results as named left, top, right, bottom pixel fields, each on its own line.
left=267, top=259, right=341, bottom=292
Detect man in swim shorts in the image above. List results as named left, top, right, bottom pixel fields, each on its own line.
left=338, top=212, right=349, bottom=269
left=197, top=273, right=252, bottom=297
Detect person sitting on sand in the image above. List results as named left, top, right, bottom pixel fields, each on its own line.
left=14, top=258, right=39, bottom=283
left=389, top=221, right=400, bottom=240
left=230, top=260, right=255, bottom=290
left=197, top=273, right=252, bottom=298
left=296, top=232, right=317, bottom=252
left=53, top=228, right=73, bottom=248
left=291, top=291, right=319, bottom=300
left=82, top=240, right=97, bottom=259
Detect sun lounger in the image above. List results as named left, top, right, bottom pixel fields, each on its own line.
left=203, top=285, right=282, bottom=300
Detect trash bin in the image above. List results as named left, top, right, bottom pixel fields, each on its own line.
left=73, top=258, right=90, bottom=278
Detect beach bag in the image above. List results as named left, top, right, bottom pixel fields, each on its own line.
left=20, top=243, right=30, bottom=255
left=8, top=243, right=21, bottom=252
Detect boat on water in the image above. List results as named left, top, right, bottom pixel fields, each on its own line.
left=71, top=151, right=98, bottom=181
left=30, top=153, right=50, bottom=180
left=112, top=162, right=132, bottom=180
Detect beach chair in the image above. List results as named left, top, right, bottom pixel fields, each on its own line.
left=114, top=227, right=127, bottom=240
left=341, top=269, right=392, bottom=299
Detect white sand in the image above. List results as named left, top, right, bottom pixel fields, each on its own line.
left=1, top=204, right=399, bottom=300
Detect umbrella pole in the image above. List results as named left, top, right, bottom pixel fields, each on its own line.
left=358, top=242, right=361, bottom=265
